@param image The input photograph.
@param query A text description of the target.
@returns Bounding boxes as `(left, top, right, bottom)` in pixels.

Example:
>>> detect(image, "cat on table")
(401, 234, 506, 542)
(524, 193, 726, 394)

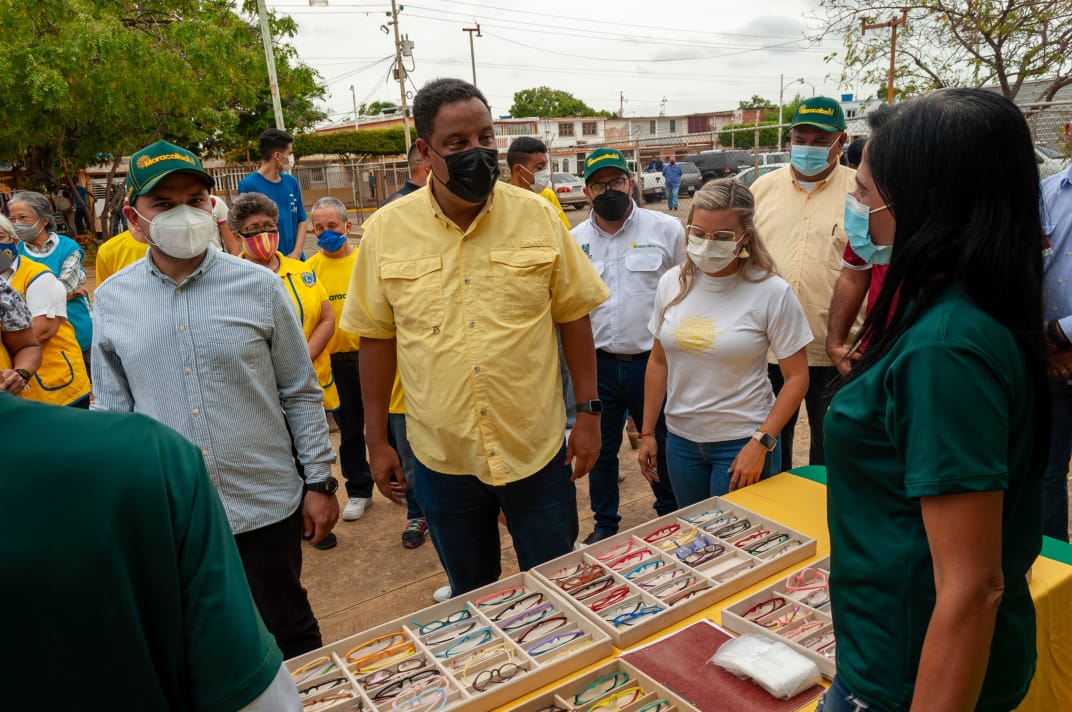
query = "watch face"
(581, 400, 603, 414)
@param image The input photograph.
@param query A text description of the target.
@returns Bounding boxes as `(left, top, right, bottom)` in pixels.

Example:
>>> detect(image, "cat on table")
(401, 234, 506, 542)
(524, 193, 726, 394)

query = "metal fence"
(1022, 101, 1072, 155)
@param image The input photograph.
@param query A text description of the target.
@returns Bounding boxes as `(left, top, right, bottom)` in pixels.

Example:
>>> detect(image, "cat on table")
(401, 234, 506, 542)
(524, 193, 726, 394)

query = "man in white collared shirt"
(571, 148, 684, 544)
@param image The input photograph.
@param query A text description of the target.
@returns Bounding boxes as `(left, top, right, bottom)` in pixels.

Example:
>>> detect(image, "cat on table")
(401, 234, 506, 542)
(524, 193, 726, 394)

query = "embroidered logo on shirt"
(301, 272, 316, 287)
(630, 242, 660, 249)
(581, 243, 591, 257)
(672, 314, 719, 355)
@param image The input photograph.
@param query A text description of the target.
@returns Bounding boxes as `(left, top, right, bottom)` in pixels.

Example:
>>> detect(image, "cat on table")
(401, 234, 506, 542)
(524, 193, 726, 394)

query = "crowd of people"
(0, 78, 1067, 712)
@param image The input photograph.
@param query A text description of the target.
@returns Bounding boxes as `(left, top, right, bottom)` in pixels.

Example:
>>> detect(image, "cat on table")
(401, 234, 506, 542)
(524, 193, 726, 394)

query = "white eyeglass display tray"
(511, 658, 701, 712)
(531, 496, 817, 648)
(286, 571, 613, 712)
(720, 556, 835, 678)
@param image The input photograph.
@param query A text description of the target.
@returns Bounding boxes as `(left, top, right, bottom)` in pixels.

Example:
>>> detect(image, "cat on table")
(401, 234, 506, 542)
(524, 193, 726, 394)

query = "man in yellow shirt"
(305, 197, 376, 526)
(507, 137, 570, 228)
(94, 229, 148, 284)
(344, 78, 609, 597)
(751, 96, 857, 470)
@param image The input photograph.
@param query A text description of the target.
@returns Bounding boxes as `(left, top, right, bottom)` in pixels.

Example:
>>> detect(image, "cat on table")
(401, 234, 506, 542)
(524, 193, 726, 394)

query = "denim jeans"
(588, 351, 677, 535)
(1044, 381, 1072, 541)
(768, 363, 838, 470)
(817, 676, 888, 712)
(331, 352, 374, 499)
(388, 413, 422, 521)
(664, 432, 780, 505)
(666, 183, 680, 209)
(413, 444, 578, 596)
(558, 330, 576, 429)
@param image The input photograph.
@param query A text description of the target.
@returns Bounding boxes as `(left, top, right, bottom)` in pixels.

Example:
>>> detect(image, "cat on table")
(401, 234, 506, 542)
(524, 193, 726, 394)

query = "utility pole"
(659, 96, 667, 117)
(619, 91, 625, 118)
(389, 0, 411, 152)
(350, 85, 359, 131)
(255, 0, 285, 130)
(862, 9, 908, 105)
(462, 24, 481, 87)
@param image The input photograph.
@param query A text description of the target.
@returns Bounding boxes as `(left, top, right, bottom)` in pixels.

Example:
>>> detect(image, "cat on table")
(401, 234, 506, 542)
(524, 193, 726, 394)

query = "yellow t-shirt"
(306, 249, 361, 354)
(342, 182, 608, 485)
(94, 230, 148, 285)
(539, 186, 571, 229)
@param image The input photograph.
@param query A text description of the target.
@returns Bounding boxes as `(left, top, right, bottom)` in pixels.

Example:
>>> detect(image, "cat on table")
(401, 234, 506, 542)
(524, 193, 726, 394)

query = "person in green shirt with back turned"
(821, 88, 1047, 711)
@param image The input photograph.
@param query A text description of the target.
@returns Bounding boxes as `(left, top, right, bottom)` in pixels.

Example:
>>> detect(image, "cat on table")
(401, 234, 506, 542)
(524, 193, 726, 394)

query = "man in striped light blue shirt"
(92, 140, 338, 657)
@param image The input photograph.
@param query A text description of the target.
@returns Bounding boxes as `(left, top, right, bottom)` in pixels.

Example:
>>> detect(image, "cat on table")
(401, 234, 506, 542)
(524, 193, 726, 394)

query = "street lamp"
(256, 0, 329, 131)
(777, 75, 815, 151)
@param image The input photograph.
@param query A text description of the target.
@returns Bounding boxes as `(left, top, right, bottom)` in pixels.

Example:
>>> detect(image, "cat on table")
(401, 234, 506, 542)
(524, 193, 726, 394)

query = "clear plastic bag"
(710, 634, 821, 700)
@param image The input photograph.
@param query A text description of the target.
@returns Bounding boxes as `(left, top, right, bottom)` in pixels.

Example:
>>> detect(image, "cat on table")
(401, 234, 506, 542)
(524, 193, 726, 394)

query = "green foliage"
(717, 122, 781, 149)
(360, 101, 398, 116)
(509, 86, 613, 118)
(738, 95, 775, 110)
(289, 127, 418, 160)
(0, 0, 326, 187)
(814, 0, 1072, 102)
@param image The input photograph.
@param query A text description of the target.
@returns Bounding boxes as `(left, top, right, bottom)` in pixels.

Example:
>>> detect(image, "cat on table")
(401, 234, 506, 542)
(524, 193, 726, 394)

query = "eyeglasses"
(436, 627, 494, 658)
(656, 526, 700, 552)
(650, 574, 697, 600)
(516, 614, 570, 643)
(357, 656, 430, 688)
(742, 596, 787, 621)
(526, 629, 585, 656)
(684, 509, 726, 525)
(299, 676, 348, 699)
(674, 534, 719, 559)
(642, 523, 680, 543)
(586, 176, 630, 194)
(786, 567, 827, 592)
(291, 656, 336, 685)
(574, 671, 631, 706)
(474, 586, 527, 608)
(700, 514, 739, 532)
(391, 685, 449, 712)
(636, 701, 672, 712)
(445, 641, 513, 674)
(764, 539, 804, 560)
(346, 632, 406, 662)
(412, 605, 471, 635)
(547, 562, 588, 580)
(800, 630, 836, 651)
(638, 567, 689, 590)
(594, 539, 641, 562)
(783, 620, 826, 642)
(818, 640, 837, 659)
(558, 563, 606, 592)
(710, 519, 751, 539)
(733, 528, 773, 548)
(491, 592, 544, 621)
(346, 634, 416, 672)
(665, 584, 710, 606)
(711, 558, 757, 582)
(611, 604, 664, 627)
(587, 586, 631, 612)
(685, 225, 740, 241)
(470, 662, 530, 691)
(421, 619, 478, 646)
(370, 669, 443, 703)
(744, 533, 790, 555)
(606, 548, 655, 571)
(303, 689, 357, 711)
(588, 685, 645, 710)
(571, 575, 616, 601)
(239, 222, 278, 234)
(762, 605, 806, 630)
(498, 601, 556, 632)
(622, 558, 666, 580)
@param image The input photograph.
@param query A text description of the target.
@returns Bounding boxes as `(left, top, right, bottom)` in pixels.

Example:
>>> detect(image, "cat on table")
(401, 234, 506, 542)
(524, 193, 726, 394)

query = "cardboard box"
(533, 496, 817, 647)
(720, 556, 835, 677)
(286, 572, 614, 711)
(511, 658, 701, 712)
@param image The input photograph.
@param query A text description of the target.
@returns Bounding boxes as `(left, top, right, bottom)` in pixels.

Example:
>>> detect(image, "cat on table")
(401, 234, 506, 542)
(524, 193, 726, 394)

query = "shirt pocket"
(623, 250, 664, 295)
(489, 248, 555, 320)
(380, 256, 445, 331)
(204, 334, 267, 384)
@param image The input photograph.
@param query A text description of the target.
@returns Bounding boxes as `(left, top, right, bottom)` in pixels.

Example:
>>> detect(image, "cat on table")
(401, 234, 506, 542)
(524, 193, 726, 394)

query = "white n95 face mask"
(136, 204, 216, 259)
(686, 234, 740, 273)
(530, 168, 552, 193)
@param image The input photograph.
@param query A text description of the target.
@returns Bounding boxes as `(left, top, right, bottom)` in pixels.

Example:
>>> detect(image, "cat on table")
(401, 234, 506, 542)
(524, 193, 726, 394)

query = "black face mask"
(433, 146, 500, 204)
(592, 189, 631, 221)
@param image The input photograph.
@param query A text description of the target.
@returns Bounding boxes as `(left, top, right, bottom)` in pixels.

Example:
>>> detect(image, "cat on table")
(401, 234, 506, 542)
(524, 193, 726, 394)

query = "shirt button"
(464, 277, 471, 285)
(474, 366, 481, 373)
(192, 408, 200, 416)
(469, 321, 475, 328)
(175, 288, 181, 295)
(480, 407, 487, 415)
(178, 325, 186, 333)
(462, 236, 468, 241)
(1061, 280, 1066, 285)
(489, 449, 496, 456)
(201, 449, 208, 456)
(184, 367, 192, 375)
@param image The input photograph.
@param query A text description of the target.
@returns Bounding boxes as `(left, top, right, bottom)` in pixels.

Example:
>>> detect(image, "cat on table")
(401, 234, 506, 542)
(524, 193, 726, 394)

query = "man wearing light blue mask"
(751, 96, 856, 471)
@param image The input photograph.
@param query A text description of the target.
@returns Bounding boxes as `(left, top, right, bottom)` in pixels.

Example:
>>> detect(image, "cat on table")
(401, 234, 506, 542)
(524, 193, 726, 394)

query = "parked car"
(551, 172, 588, 209)
(685, 150, 754, 183)
(639, 170, 665, 201)
(735, 163, 789, 187)
(677, 161, 702, 195)
(759, 151, 790, 166)
(1036, 145, 1070, 180)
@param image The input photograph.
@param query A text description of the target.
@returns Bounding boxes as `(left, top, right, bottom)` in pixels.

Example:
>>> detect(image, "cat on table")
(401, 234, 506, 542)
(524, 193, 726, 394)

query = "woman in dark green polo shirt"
(821, 89, 1048, 711)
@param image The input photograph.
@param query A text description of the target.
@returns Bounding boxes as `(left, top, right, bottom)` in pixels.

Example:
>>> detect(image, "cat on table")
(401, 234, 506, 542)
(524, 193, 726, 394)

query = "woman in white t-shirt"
(637, 178, 812, 504)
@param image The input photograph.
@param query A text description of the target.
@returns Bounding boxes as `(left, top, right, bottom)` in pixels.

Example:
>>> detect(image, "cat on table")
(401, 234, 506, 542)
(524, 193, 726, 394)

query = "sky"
(267, 0, 868, 126)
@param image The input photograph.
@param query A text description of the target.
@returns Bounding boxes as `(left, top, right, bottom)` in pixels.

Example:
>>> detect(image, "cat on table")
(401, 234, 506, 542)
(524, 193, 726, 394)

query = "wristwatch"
(13, 368, 32, 382)
(306, 477, 339, 495)
(752, 430, 777, 452)
(576, 399, 603, 414)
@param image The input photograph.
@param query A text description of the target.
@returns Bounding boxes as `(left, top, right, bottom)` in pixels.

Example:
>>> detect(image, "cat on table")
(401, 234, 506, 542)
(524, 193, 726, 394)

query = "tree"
(814, 1, 1072, 103)
(360, 101, 398, 116)
(738, 95, 776, 110)
(0, 0, 325, 235)
(718, 122, 781, 149)
(509, 86, 614, 118)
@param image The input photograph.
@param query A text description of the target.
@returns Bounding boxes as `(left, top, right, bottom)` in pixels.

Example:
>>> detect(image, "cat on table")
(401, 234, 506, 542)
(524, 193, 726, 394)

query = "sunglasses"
(574, 671, 632, 705)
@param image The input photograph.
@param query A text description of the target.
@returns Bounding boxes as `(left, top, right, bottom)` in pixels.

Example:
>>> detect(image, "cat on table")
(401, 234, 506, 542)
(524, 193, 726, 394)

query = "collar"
(426, 182, 496, 236)
(590, 200, 640, 238)
(22, 232, 59, 256)
(146, 244, 216, 286)
(789, 164, 839, 194)
(1060, 164, 1072, 190)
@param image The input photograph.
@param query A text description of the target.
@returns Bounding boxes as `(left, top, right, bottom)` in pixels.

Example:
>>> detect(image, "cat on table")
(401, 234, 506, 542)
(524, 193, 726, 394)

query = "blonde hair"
(0, 213, 15, 241)
(660, 178, 776, 323)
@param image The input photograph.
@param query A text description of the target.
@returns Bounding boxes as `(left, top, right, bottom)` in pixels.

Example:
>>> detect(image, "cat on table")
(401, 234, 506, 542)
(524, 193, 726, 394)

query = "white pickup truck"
(638, 170, 665, 201)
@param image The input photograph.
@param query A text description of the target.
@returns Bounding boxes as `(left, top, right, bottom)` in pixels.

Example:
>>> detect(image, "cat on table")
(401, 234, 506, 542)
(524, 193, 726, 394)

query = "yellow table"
(498, 472, 1072, 711)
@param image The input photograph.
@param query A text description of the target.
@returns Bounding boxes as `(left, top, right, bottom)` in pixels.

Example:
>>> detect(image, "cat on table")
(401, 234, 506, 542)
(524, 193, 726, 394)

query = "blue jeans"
(817, 676, 889, 712)
(666, 183, 680, 209)
(331, 353, 373, 499)
(387, 413, 421, 521)
(589, 351, 677, 535)
(1044, 381, 1072, 541)
(665, 432, 780, 506)
(558, 330, 576, 429)
(413, 445, 578, 596)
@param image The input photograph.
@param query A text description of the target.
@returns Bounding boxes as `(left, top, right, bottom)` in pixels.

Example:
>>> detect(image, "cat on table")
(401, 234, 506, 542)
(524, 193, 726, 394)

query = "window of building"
(558, 122, 574, 137)
(669, 119, 676, 133)
(845, 109, 857, 119)
(649, 120, 657, 134)
(582, 121, 597, 136)
(504, 122, 534, 136)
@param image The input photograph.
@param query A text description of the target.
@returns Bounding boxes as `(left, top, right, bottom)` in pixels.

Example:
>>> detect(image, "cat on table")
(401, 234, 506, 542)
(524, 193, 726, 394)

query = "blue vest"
(19, 234, 93, 350)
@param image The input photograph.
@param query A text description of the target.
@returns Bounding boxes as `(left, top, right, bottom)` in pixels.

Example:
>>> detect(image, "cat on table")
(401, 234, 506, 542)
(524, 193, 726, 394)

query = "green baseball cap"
(583, 148, 631, 182)
(790, 97, 846, 132)
(126, 140, 214, 203)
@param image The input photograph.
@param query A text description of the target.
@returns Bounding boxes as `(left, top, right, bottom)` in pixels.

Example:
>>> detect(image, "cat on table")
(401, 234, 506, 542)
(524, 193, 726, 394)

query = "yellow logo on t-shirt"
(673, 314, 719, 355)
